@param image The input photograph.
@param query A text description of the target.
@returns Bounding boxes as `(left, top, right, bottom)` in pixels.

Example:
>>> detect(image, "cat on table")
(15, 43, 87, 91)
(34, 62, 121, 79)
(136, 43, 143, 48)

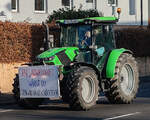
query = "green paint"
(106, 48, 130, 78)
(57, 17, 118, 24)
(38, 48, 66, 58)
(65, 48, 78, 61)
(59, 20, 65, 23)
(85, 17, 117, 21)
(51, 56, 62, 65)
(37, 47, 79, 65)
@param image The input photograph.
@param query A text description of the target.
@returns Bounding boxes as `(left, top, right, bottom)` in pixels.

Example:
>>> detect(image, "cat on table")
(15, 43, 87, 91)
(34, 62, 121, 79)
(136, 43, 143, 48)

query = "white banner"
(19, 65, 60, 98)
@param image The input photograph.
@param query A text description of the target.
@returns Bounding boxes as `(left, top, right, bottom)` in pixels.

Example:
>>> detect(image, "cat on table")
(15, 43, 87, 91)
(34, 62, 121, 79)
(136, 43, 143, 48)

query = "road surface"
(0, 81, 150, 120)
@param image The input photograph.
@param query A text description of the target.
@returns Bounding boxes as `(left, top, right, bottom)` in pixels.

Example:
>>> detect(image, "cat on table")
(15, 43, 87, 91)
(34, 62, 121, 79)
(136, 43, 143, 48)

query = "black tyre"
(12, 74, 44, 109)
(60, 76, 69, 103)
(65, 66, 99, 110)
(105, 53, 139, 104)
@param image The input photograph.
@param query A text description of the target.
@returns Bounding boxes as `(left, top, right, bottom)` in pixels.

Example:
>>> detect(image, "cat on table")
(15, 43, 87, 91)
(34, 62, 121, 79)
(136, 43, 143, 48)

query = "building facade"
(0, 0, 12, 21)
(0, 0, 149, 25)
(97, 0, 148, 25)
(11, 0, 62, 23)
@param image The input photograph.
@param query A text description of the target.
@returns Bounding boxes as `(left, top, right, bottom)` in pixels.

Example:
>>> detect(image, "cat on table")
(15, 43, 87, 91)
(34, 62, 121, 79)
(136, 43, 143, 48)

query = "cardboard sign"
(19, 65, 60, 98)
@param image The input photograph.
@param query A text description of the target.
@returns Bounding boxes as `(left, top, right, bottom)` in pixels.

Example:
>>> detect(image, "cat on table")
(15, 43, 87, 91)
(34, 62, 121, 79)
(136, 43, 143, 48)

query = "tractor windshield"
(60, 25, 92, 48)
(60, 24, 115, 50)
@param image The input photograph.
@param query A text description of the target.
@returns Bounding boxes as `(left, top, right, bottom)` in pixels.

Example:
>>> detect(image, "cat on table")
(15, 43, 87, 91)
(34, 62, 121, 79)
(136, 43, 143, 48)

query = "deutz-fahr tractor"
(13, 16, 139, 110)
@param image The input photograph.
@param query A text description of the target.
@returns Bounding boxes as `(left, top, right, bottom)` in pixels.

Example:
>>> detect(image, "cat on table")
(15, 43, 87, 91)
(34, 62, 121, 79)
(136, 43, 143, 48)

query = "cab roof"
(56, 17, 118, 25)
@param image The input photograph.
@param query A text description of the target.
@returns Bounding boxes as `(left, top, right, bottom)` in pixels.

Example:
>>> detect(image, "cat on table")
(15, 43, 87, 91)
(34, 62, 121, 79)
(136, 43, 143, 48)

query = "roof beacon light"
(117, 8, 121, 14)
(117, 8, 121, 20)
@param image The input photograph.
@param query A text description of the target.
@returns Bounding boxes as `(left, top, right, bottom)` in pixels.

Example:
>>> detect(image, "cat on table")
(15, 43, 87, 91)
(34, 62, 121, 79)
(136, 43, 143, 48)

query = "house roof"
(57, 17, 118, 24)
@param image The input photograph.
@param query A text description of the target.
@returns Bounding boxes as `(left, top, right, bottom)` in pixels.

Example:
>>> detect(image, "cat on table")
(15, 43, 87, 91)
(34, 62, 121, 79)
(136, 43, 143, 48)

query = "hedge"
(115, 27, 150, 57)
(0, 21, 149, 63)
(0, 21, 59, 63)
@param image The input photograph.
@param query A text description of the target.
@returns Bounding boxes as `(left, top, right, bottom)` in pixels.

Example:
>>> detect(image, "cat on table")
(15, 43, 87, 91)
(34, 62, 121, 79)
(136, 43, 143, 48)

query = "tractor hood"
(37, 47, 79, 65)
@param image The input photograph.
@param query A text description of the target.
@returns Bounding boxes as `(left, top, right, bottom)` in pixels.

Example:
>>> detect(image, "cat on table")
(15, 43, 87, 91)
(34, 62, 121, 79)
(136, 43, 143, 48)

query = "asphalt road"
(0, 81, 150, 120)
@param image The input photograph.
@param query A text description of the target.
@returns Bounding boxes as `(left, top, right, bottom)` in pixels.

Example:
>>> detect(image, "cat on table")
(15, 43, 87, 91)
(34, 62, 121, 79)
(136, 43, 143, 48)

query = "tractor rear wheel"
(12, 74, 44, 109)
(66, 66, 99, 110)
(105, 53, 139, 104)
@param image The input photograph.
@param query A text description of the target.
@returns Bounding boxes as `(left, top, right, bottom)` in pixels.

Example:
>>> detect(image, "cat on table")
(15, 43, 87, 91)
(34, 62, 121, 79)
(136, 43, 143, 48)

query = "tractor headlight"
(37, 56, 55, 62)
(44, 56, 55, 61)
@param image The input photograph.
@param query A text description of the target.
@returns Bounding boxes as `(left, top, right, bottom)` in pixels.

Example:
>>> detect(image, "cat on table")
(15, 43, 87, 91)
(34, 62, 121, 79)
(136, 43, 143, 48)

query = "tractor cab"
(57, 17, 118, 64)
(58, 17, 117, 49)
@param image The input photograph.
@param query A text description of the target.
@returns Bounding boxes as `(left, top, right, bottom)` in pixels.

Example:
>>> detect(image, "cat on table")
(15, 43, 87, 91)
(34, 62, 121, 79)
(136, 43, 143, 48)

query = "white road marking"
(103, 112, 141, 120)
(0, 109, 14, 113)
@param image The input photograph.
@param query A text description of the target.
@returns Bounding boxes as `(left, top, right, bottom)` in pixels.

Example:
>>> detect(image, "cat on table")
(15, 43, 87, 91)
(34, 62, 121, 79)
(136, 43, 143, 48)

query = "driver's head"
(85, 31, 91, 38)
(93, 30, 99, 36)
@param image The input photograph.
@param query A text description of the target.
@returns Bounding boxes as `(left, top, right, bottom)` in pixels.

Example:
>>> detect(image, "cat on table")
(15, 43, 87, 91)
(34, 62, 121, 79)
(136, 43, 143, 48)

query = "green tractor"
(13, 16, 139, 110)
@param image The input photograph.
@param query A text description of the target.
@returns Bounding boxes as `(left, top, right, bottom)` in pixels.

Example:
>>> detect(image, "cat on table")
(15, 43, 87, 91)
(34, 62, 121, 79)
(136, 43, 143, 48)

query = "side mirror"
(40, 47, 44, 52)
(49, 35, 54, 48)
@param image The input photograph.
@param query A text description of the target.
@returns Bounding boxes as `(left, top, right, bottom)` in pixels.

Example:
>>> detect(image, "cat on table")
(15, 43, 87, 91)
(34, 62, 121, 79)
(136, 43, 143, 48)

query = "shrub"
(0, 21, 150, 64)
(47, 7, 102, 23)
(115, 27, 150, 57)
(0, 21, 59, 63)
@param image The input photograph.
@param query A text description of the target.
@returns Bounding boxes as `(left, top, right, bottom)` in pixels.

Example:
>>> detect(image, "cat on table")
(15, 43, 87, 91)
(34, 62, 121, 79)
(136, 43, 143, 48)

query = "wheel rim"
(120, 64, 135, 96)
(81, 75, 95, 103)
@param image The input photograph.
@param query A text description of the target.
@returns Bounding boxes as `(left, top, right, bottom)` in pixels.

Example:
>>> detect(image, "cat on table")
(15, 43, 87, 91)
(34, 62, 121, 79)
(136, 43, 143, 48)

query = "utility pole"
(94, 0, 97, 9)
(112, 6, 115, 16)
(110, 0, 117, 16)
(141, 0, 143, 26)
(71, 0, 73, 10)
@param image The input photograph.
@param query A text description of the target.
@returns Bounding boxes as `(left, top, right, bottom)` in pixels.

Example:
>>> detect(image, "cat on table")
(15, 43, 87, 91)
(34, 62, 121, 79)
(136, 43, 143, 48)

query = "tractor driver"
(80, 30, 92, 48)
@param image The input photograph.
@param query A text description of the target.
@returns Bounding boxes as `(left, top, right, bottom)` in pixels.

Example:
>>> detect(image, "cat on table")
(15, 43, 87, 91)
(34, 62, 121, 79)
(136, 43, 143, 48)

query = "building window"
(129, 0, 136, 15)
(86, 0, 93, 3)
(35, 0, 47, 13)
(108, 0, 118, 6)
(11, 0, 18, 12)
(62, 0, 70, 6)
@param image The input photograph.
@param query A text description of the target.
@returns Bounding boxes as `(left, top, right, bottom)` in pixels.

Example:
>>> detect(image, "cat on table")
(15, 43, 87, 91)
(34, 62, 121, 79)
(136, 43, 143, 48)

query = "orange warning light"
(117, 8, 121, 14)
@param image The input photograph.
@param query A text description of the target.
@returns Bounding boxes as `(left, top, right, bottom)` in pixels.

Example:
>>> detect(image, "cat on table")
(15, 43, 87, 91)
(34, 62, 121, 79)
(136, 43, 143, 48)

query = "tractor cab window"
(93, 26, 103, 47)
(60, 26, 78, 47)
(102, 25, 115, 50)
(60, 25, 92, 48)
(78, 25, 92, 48)
(60, 24, 115, 50)
(93, 25, 115, 50)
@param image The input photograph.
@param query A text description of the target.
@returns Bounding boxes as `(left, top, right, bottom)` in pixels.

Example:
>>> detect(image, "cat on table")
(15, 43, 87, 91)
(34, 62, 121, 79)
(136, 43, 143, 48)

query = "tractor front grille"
(56, 51, 71, 66)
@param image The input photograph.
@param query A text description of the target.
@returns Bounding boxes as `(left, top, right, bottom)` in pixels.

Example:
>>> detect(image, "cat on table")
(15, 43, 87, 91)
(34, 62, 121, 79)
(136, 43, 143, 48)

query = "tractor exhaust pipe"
(42, 22, 51, 51)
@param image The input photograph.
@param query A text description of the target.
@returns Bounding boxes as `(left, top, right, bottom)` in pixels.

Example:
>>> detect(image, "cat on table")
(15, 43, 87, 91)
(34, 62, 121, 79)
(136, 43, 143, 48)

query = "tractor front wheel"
(105, 53, 139, 104)
(12, 74, 44, 109)
(66, 66, 99, 110)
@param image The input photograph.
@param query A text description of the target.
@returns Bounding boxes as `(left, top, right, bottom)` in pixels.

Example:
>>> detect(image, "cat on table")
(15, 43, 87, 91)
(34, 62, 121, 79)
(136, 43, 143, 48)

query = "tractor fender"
(106, 48, 132, 78)
(73, 62, 101, 79)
